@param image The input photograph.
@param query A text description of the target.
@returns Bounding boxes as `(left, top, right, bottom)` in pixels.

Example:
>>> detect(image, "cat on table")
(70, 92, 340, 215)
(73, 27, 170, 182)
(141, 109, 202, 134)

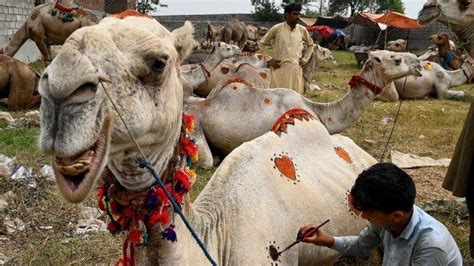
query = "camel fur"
(378, 60, 468, 101)
(0, 2, 98, 66)
(186, 51, 422, 168)
(0, 55, 41, 110)
(39, 13, 419, 265)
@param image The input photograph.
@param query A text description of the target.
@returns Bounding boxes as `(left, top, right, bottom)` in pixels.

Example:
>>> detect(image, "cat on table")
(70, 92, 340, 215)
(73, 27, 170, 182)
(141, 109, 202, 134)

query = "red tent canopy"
(306, 25, 334, 37)
(351, 11, 424, 29)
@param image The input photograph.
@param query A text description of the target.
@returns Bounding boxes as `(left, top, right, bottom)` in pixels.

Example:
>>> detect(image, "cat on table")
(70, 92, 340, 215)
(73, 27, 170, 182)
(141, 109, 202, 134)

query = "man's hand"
(299, 58, 307, 67)
(267, 59, 281, 69)
(298, 224, 335, 247)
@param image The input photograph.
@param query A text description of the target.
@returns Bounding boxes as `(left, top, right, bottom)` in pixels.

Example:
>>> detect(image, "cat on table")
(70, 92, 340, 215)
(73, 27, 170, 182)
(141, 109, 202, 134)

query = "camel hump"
(271, 109, 315, 137)
(110, 9, 152, 20)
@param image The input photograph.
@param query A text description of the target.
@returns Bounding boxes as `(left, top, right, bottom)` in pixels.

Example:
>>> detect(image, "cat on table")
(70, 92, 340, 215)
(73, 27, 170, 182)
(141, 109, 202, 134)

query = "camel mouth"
(418, 5, 441, 25)
(53, 116, 114, 203)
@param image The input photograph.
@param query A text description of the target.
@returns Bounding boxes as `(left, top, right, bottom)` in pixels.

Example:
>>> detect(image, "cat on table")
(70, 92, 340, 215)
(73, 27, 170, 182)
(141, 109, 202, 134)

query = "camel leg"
(446, 90, 465, 99)
(191, 124, 214, 169)
(31, 30, 52, 66)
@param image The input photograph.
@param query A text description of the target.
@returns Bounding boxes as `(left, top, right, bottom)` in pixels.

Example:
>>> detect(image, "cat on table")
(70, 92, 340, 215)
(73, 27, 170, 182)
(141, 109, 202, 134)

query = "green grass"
(1, 51, 472, 263)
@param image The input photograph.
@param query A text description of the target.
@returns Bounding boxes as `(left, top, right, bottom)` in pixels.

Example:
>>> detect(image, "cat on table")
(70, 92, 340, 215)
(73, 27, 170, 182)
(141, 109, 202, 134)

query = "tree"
(250, 0, 320, 21)
(251, 0, 283, 22)
(374, 0, 404, 14)
(327, 0, 404, 16)
(136, 0, 167, 14)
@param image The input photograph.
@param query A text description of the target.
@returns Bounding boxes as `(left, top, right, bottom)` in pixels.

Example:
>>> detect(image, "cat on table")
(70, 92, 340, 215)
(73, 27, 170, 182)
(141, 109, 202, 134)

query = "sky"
(153, 0, 425, 19)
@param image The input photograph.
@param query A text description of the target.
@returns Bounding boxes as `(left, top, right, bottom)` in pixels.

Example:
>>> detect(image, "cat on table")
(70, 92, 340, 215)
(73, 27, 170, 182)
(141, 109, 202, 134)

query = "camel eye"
(374, 57, 382, 63)
(152, 59, 166, 73)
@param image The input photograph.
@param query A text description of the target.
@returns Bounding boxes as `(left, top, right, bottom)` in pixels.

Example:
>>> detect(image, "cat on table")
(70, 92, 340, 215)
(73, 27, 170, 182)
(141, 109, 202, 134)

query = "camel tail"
(2, 21, 29, 57)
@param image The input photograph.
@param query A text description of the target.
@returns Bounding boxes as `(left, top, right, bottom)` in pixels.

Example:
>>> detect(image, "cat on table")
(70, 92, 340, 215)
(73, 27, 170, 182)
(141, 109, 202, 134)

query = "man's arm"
(331, 224, 382, 256)
(411, 247, 448, 266)
(300, 27, 314, 63)
(300, 223, 382, 257)
(259, 25, 277, 47)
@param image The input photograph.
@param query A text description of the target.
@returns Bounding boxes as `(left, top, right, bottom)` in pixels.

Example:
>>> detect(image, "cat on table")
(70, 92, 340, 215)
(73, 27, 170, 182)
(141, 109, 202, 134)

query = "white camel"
(378, 60, 469, 101)
(180, 42, 240, 101)
(39, 13, 421, 264)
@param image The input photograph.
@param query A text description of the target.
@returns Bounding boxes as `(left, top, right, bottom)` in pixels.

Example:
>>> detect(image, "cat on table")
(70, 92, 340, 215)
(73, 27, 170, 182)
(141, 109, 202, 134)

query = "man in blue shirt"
(299, 162, 462, 265)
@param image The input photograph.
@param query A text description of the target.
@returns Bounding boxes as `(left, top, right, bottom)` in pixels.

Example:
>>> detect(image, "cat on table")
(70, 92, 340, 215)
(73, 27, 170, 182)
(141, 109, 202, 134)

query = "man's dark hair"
(284, 3, 302, 14)
(350, 162, 416, 214)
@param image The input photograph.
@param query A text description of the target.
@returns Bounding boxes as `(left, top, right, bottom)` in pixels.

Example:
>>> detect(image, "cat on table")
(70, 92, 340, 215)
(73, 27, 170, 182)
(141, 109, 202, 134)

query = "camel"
(204, 22, 220, 48)
(0, 1, 98, 66)
(246, 24, 268, 41)
(378, 60, 469, 101)
(0, 55, 41, 110)
(220, 19, 248, 49)
(186, 51, 422, 168)
(39, 13, 423, 265)
(419, 0, 474, 58)
(429, 33, 465, 70)
(195, 44, 334, 97)
(303, 45, 335, 91)
(180, 42, 241, 100)
(385, 39, 407, 52)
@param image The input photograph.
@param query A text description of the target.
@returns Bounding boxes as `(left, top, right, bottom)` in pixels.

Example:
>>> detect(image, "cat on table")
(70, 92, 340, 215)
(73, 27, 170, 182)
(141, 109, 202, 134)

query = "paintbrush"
(269, 219, 330, 261)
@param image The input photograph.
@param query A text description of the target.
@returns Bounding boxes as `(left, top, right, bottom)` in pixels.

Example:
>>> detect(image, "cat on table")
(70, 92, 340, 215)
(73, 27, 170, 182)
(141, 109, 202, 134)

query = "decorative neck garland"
(198, 63, 211, 79)
(97, 113, 199, 266)
(49, 0, 86, 22)
(348, 75, 383, 96)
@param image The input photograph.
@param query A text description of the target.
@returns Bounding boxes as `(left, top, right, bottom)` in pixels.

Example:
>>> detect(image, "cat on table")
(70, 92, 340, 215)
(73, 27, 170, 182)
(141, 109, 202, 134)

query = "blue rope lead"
(138, 158, 217, 266)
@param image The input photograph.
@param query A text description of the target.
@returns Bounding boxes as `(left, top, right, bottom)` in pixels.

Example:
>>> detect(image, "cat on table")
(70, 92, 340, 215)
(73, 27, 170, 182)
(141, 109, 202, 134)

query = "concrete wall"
(154, 14, 280, 40)
(344, 21, 452, 51)
(0, 0, 40, 63)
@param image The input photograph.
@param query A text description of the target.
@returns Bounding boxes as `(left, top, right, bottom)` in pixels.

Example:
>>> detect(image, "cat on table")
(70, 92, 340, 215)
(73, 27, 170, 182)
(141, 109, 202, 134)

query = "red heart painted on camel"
(274, 155, 296, 180)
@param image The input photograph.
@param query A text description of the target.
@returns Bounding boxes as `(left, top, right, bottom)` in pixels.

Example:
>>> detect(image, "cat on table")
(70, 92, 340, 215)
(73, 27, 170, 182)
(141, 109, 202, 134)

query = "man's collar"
(397, 206, 421, 240)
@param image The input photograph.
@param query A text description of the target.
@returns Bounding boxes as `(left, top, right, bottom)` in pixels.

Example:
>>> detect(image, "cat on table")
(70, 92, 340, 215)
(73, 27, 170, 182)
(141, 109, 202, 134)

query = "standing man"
(444, 102, 474, 258)
(299, 163, 462, 265)
(259, 3, 314, 94)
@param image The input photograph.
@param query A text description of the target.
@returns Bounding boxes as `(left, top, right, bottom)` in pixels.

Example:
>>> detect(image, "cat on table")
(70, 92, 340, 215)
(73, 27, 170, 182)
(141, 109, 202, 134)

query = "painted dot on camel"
(334, 147, 352, 164)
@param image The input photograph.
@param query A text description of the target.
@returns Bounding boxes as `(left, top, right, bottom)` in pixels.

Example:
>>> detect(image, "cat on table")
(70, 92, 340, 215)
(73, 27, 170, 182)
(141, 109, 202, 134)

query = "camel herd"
(0, 0, 473, 264)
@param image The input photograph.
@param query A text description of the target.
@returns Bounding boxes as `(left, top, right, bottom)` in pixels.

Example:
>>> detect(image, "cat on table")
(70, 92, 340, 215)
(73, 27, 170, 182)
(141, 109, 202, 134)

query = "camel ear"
(172, 21, 195, 62)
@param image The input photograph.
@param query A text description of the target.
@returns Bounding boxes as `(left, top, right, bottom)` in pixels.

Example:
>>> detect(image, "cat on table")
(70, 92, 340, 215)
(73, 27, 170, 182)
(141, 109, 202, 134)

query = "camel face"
(211, 42, 241, 58)
(429, 33, 450, 45)
(367, 51, 422, 84)
(39, 16, 195, 203)
(315, 45, 334, 61)
(418, 0, 442, 24)
(385, 39, 407, 52)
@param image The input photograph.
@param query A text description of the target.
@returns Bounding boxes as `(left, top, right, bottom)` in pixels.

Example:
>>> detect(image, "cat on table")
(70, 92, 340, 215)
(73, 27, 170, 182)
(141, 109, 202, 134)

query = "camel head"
(418, 0, 473, 25)
(429, 33, 451, 46)
(364, 50, 422, 88)
(38, 14, 195, 203)
(210, 41, 241, 58)
(385, 39, 407, 52)
(315, 44, 334, 62)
